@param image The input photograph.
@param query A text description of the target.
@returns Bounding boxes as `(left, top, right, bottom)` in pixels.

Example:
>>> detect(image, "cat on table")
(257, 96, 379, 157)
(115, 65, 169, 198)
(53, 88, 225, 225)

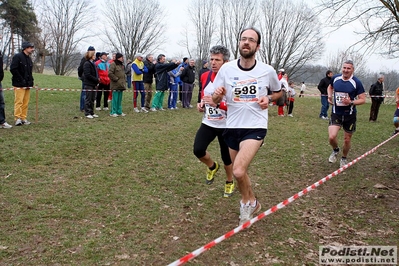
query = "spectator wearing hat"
(197, 60, 209, 103)
(108, 53, 127, 117)
(10, 41, 35, 126)
(277, 68, 285, 80)
(78, 46, 96, 112)
(82, 49, 100, 119)
(276, 69, 288, 116)
(278, 73, 289, 116)
(132, 53, 148, 113)
(95, 52, 111, 111)
(0, 51, 12, 128)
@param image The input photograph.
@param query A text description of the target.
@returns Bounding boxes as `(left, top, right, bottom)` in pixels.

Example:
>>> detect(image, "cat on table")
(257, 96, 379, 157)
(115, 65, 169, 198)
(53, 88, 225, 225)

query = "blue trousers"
(168, 83, 178, 108)
(133, 81, 145, 108)
(80, 81, 86, 111)
(320, 95, 329, 118)
(126, 76, 132, 89)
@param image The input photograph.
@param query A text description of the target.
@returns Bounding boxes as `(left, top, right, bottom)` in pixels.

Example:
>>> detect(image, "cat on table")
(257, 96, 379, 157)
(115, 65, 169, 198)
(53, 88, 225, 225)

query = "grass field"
(0, 72, 398, 265)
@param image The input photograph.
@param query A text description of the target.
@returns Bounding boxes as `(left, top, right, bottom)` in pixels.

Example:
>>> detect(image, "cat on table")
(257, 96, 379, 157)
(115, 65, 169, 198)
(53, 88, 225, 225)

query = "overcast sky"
(155, 0, 398, 72)
(88, 0, 398, 72)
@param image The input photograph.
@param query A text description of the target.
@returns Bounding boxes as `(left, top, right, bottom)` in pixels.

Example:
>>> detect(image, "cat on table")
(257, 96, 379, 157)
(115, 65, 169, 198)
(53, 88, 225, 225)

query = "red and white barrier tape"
(167, 133, 398, 266)
(0, 87, 394, 98)
(0, 87, 181, 93)
(296, 93, 391, 98)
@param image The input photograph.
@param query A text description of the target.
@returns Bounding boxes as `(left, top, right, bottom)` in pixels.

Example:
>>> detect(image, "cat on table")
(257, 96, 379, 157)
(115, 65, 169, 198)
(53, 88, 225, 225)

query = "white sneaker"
(141, 107, 148, 113)
(1, 122, 12, 129)
(110, 114, 118, 117)
(288, 114, 293, 117)
(188, 105, 193, 108)
(96, 107, 101, 111)
(159, 107, 165, 111)
(92, 114, 99, 118)
(103, 107, 109, 111)
(86, 115, 94, 119)
(340, 158, 348, 168)
(150, 108, 157, 112)
(121, 113, 126, 117)
(174, 107, 179, 110)
(239, 200, 261, 226)
(15, 118, 23, 126)
(134, 107, 140, 113)
(328, 150, 339, 163)
(321, 116, 329, 120)
(22, 119, 31, 125)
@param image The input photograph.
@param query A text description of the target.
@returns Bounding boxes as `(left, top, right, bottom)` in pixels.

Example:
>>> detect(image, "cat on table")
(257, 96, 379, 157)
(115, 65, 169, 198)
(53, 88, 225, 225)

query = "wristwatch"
(350, 101, 354, 106)
(268, 95, 272, 102)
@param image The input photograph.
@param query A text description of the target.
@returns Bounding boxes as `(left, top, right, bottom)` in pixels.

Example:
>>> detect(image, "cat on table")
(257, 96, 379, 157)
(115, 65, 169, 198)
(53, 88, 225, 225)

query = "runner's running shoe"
(206, 162, 219, 185)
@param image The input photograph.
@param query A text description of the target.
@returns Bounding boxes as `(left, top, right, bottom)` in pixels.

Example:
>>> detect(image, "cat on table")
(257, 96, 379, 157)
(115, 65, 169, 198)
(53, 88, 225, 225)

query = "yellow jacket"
(132, 59, 145, 81)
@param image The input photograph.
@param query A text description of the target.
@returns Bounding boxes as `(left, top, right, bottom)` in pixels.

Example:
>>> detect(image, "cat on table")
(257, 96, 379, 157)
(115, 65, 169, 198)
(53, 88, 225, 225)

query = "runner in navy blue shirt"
(327, 60, 366, 168)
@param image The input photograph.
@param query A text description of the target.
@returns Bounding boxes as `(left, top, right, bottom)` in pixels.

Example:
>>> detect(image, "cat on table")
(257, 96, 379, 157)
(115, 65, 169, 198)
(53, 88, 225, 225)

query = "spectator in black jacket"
(197, 60, 209, 103)
(317, 70, 333, 120)
(10, 41, 35, 126)
(150, 54, 180, 111)
(369, 74, 385, 122)
(180, 59, 196, 108)
(143, 54, 156, 109)
(83, 50, 100, 119)
(0, 51, 12, 128)
(78, 46, 96, 112)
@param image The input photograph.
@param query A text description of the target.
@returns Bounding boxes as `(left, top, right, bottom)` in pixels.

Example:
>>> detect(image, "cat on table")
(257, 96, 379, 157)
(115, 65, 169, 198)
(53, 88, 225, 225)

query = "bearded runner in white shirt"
(212, 27, 282, 226)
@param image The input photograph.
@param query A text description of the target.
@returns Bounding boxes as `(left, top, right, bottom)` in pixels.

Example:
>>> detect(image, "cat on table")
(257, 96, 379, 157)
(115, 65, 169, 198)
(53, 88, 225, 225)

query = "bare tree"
(217, 0, 259, 59)
(40, 0, 94, 75)
(257, 0, 324, 79)
(178, 26, 195, 59)
(187, 0, 216, 63)
(319, 0, 399, 57)
(0, 21, 12, 68)
(325, 49, 368, 79)
(104, 0, 167, 60)
(382, 69, 399, 93)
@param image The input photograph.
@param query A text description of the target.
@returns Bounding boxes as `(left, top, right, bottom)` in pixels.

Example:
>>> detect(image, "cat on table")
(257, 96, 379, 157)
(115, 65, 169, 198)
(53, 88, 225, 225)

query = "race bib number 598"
(232, 79, 259, 102)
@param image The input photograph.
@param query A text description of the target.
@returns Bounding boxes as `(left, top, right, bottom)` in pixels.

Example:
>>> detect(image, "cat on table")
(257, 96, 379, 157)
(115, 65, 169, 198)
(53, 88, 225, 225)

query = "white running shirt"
(211, 59, 281, 129)
(203, 81, 227, 128)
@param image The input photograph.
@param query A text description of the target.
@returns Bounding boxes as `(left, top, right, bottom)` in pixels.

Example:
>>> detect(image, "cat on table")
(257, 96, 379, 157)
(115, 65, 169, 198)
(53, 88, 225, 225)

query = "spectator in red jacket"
(95, 52, 111, 111)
